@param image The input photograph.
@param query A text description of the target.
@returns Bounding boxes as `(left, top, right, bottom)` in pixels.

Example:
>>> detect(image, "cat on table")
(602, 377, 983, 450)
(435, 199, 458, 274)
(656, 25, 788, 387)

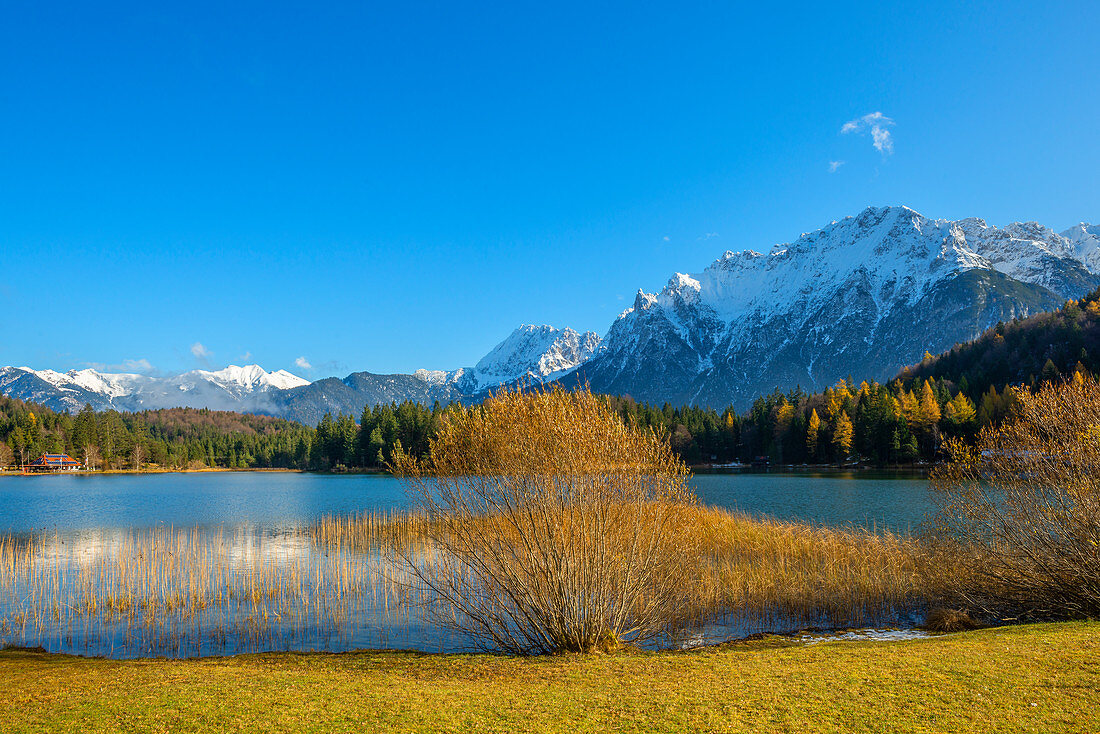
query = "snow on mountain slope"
(466, 325, 602, 391)
(411, 326, 602, 394)
(1062, 223, 1100, 273)
(573, 206, 1100, 408)
(0, 364, 309, 414)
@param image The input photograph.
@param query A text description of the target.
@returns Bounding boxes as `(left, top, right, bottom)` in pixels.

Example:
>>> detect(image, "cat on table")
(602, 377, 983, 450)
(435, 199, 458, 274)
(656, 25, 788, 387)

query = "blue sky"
(2, 1, 1097, 378)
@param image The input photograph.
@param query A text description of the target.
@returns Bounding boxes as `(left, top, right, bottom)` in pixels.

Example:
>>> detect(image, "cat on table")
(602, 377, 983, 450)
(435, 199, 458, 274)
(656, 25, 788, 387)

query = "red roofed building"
(25, 453, 83, 472)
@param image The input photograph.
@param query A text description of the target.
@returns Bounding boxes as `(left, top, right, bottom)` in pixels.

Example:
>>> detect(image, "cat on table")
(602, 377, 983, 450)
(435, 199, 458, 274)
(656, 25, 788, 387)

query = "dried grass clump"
(688, 507, 927, 630)
(391, 385, 696, 654)
(932, 375, 1100, 619)
(922, 607, 982, 633)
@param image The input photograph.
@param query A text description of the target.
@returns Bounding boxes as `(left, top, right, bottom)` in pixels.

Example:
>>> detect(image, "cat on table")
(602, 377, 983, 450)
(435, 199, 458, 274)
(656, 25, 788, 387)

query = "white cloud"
(238, 351, 252, 362)
(87, 358, 155, 374)
(295, 356, 312, 370)
(699, 232, 719, 241)
(828, 160, 846, 173)
(840, 112, 895, 155)
(119, 358, 154, 372)
(662, 235, 670, 242)
(190, 342, 212, 366)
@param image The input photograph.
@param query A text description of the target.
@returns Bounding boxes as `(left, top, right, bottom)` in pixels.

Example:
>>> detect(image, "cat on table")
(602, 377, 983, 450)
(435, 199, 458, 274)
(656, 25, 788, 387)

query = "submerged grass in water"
(0, 506, 946, 657)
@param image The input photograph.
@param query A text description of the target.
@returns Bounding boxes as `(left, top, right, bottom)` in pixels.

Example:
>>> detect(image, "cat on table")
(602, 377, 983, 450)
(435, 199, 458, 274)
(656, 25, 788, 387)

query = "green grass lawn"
(2, 622, 1098, 733)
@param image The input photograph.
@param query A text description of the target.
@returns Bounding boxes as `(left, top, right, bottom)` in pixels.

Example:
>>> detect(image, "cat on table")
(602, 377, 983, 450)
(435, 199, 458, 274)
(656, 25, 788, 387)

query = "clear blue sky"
(3, 1, 1097, 378)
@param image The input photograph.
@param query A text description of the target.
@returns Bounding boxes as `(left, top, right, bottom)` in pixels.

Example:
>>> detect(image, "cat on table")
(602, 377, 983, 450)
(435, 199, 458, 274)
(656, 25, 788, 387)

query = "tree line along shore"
(0, 374, 1035, 473)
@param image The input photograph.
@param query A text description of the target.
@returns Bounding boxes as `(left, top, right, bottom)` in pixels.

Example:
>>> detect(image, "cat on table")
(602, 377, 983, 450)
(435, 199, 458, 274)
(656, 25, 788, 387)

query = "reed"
(2, 505, 962, 657)
(310, 503, 945, 643)
(0, 525, 418, 656)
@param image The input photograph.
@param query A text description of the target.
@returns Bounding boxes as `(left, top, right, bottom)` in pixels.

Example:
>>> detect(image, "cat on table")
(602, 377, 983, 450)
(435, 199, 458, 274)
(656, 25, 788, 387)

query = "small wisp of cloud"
(828, 160, 845, 173)
(295, 356, 312, 370)
(190, 342, 213, 367)
(841, 112, 895, 155)
(86, 358, 155, 374)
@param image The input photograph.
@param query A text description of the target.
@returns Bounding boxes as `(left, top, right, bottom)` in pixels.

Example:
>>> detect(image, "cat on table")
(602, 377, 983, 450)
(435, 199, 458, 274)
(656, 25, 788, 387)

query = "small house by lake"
(25, 453, 83, 472)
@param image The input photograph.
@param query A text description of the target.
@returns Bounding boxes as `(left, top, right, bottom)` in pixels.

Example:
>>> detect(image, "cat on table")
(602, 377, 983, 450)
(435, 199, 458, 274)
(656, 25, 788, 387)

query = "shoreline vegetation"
(0, 461, 930, 478)
(5, 380, 1096, 655)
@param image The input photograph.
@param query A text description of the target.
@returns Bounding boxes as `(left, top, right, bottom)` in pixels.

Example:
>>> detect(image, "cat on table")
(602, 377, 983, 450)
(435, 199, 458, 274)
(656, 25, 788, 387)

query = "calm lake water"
(0, 470, 932, 534)
(0, 471, 933, 658)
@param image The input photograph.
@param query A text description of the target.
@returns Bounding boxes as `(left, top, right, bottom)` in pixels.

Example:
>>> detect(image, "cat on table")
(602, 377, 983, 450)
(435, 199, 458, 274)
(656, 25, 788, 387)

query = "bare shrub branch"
(931, 374, 1100, 619)
(390, 385, 696, 654)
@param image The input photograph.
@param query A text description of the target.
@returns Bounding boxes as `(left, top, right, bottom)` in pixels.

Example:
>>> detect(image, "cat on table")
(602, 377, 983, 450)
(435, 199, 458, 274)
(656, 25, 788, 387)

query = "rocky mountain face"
(569, 206, 1100, 408)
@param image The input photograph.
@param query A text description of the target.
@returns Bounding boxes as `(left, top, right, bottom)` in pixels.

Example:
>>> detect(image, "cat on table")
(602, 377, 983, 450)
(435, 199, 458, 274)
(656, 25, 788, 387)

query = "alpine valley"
(5, 206, 1098, 422)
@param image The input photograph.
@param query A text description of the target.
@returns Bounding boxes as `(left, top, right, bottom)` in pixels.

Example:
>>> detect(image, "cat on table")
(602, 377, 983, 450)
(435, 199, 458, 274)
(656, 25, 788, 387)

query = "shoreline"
(0, 463, 931, 478)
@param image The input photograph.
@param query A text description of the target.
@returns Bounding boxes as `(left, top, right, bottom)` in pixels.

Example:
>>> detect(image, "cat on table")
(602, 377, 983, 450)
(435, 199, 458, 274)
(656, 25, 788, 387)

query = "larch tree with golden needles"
(832, 411, 853, 463)
(391, 385, 696, 655)
(806, 409, 820, 461)
(932, 375, 1100, 619)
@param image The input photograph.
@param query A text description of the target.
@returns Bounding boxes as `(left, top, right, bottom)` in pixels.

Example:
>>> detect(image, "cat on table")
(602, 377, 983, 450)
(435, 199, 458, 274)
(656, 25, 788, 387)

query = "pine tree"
(919, 381, 941, 427)
(1041, 358, 1061, 383)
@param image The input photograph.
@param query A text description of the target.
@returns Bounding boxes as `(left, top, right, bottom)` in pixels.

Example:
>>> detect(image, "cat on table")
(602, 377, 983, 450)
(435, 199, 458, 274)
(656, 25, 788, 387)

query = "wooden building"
(24, 453, 83, 472)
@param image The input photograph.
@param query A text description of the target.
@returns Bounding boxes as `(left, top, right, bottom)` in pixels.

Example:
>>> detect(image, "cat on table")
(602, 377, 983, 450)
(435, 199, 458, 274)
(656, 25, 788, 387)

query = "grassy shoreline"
(2, 621, 1097, 733)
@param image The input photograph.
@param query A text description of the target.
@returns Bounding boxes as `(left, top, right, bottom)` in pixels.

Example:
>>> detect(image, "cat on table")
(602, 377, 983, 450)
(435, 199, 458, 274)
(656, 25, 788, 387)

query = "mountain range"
(0, 325, 602, 424)
(4, 206, 1097, 421)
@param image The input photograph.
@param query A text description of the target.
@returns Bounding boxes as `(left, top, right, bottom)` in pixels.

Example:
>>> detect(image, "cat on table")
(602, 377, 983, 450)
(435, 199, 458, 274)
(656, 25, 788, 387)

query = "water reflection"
(0, 525, 464, 658)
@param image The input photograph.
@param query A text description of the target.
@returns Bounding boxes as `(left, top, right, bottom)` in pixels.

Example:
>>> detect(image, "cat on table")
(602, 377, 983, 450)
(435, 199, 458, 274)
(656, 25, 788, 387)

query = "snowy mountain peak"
(1061, 223, 1100, 272)
(632, 206, 1100, 324)
(468, 325, 602, 390)
(193, 364, 309, 391)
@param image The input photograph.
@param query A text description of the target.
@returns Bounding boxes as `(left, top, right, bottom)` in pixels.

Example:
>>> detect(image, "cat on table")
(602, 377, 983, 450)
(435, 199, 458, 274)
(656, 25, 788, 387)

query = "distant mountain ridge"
(3, 206, 1096, 420)
(0, 325, 600, 424)
(0, 364, 309, 414)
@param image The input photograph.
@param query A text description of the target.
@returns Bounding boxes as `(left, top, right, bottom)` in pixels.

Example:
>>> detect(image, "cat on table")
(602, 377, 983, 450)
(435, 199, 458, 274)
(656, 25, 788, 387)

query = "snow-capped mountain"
(0, 364, 309, 414)
(569, 206, 1100, 408)
(415, 325, 602, 394)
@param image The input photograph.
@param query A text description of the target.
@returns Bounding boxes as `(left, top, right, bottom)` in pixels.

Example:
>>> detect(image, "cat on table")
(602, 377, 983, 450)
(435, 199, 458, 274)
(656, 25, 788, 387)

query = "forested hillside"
(899, 287, 1100, 397)
(0, 400, 313, 470)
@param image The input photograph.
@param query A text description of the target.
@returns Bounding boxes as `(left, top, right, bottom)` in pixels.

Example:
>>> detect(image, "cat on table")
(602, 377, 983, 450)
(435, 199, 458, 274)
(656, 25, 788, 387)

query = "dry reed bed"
(0, 527, 419, 655)
(311, 505, 942, 637)
(0, 506, 951, 656)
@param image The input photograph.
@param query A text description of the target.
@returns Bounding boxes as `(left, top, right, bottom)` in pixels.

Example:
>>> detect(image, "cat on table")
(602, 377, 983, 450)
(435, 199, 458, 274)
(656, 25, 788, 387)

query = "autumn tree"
(832, 411, 853, 463)
(806, 409, 820, 460)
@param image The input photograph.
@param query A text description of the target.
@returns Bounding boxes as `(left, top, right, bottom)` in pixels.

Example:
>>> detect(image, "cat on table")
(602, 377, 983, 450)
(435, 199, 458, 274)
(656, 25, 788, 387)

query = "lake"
(0, 470, 934, 658)
(0, 470, 932, 534)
